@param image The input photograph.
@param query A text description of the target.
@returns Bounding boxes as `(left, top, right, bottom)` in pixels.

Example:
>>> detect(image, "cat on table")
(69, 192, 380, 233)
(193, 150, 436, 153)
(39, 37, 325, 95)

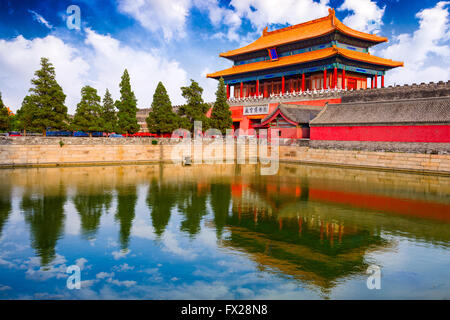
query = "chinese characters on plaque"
(243, 105, 269, 116)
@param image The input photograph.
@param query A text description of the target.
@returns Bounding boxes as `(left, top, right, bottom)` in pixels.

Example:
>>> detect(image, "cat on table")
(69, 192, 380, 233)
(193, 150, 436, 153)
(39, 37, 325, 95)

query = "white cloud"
(379, 1, 450, 85)
(0, 30, 188, 113)
(228, 0, 330, 31)
(0, 35, 88, 112)
(28, 10, 53, 29)
(339, 0, 385, 34)
(118, 0, 192, 41)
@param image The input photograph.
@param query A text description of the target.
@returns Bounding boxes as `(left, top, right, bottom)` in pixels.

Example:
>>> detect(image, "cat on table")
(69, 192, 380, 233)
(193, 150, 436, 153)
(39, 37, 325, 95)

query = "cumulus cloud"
(0, 30, 188, 113)
(379, 1, 450, 85)
(0, 35, 88, 112)
(228, 0, 330, 31)
(339, 0, 385, 34)
(118, 0, 191, 41)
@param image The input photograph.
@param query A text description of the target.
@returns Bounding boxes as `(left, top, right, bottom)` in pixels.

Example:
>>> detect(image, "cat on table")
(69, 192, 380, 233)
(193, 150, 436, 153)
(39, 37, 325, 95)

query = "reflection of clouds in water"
(24, 254, 68, 281)
(64, 202, 80, 236)
(131, 218, 156, 241)
(96, 271, 114, 279)
(113, 263, 134, 272)
(0, 285, 12, 291)
(161, 231, 197, 260)
(112, 249, 130, 260)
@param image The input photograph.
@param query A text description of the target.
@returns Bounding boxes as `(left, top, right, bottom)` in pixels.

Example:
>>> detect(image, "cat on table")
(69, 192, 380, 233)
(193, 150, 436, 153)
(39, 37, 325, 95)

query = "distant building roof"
(310, 96, 450, 126)
(220, 9, 388, 59)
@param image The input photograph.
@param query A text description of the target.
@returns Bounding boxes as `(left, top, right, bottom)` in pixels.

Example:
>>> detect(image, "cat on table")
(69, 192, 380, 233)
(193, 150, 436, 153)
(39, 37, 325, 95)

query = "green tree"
(0, 92, 11, 132)
(177, 79, 210, 132)
(71, 86, 104, 137)
(116, 69, 139, 134)
(210, 77, 232, 135)
(21, 57, 68, 135)
(146, 82, 179, 134)
(101, 89, 117, 133)
(16, 95, 38, 135)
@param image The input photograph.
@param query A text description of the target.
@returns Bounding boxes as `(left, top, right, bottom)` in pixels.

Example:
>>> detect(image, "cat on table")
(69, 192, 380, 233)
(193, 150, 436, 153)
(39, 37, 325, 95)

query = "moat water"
(0, 163, 449, 299)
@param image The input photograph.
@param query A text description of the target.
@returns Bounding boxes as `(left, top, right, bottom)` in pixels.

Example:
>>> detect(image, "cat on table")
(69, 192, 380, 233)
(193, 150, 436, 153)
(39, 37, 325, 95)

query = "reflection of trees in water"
(21, 185, 67, 267)
(146, 179, 178, 238)
(73, 188, 113, 240)
(0, 186, 12, 239)
(210, 183, 231, 238)
(115, 185, 137, 250)
(178, 184, 208, 237)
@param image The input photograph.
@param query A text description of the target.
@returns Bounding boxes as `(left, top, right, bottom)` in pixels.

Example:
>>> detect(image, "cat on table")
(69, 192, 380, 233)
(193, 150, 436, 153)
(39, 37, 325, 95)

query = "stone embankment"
(1, 136, 449, 175)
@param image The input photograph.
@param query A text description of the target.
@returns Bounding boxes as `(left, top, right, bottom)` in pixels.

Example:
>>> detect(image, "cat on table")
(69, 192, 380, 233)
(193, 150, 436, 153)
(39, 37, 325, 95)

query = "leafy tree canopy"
(146, 82, 179, 134)
(0, 92, 11, 132)
(18, 57, 68, 134)
(71, 85, 104, 136)
(177, 79, 211, 132)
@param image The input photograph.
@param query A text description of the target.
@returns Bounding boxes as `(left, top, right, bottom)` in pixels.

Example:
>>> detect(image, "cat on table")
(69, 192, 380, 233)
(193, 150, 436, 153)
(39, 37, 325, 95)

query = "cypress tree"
(0, 92, 11, 132)
(177, 79, 210, 132)
(101, 89, 117, 133)
(22, 57, 68, 135)
(210, 77, 232, 135)
(146, 82, 179, 134)
(116, 69, 139, 134)
(71, 86, 104, 137)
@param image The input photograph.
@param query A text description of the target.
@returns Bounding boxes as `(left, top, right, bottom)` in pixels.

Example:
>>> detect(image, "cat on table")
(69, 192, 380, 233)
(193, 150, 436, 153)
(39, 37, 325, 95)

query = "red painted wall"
(311, 125, 450, 143)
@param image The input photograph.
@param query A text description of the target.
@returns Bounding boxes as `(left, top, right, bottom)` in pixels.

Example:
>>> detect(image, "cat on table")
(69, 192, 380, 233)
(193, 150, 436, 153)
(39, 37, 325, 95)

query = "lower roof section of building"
(207, 46, 403, 84)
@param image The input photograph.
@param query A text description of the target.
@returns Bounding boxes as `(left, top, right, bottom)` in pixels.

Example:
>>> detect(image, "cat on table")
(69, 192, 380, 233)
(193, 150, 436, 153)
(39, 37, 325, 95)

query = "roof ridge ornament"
(328, 8, 336, 27)
(262, 26, 268, 36)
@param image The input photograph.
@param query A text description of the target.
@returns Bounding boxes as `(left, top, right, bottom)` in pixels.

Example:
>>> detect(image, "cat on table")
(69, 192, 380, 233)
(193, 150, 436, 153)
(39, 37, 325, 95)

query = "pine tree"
(116, 69, 139, 134)
(146, 82, 179, 134)
(210, 77, 232, 135)
(71, 86, 104, 137)
(0, 92, 11, 132)
(16, 95, 38, 135)
(177, 79, 210, 133)
(21, 57, 68, 135)
(101, 89, 117, 133)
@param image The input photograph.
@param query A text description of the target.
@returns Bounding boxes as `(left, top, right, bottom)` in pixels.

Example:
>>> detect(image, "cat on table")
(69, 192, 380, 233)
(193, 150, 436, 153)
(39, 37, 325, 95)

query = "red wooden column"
(342, 69, 346, 90)
(371, 77, 374, 89)
(240, 82, 243, 98)
(256, 80, 259, 97)
(323, 69, 327, 89)
(290, 79, 294, 93)
(381, 75, 385, 88)
(302, 73, 305, 91)
(226, 84, 230, 99)
(374, 75, 378, 88)
(333, 67, 337, 89)
(281, 76, 285, 94)
(264, 82, 268, 98)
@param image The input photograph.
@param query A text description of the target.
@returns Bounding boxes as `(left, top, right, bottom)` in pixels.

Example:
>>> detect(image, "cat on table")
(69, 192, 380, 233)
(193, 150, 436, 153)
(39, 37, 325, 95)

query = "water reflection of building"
(226, 182, 388, 292)
(222, 170, 450, 291)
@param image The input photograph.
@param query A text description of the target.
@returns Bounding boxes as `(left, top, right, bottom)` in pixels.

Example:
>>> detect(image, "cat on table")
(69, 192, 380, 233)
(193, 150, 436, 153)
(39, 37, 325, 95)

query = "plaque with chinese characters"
(243, 105, 269, 116)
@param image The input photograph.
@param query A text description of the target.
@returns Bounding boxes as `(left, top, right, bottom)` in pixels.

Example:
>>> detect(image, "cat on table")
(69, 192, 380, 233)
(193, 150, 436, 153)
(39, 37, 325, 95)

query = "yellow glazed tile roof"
(207, 46, 403, 78)
(220, 9, 388, 58)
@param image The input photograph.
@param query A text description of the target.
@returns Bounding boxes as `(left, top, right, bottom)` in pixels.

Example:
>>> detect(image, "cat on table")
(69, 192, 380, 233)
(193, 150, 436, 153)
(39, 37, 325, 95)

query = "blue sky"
(0, 0, 449, 113)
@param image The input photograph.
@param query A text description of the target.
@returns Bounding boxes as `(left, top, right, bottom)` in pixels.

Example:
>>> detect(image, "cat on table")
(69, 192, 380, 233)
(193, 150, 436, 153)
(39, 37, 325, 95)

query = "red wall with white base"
(311, 125, 450, 143)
